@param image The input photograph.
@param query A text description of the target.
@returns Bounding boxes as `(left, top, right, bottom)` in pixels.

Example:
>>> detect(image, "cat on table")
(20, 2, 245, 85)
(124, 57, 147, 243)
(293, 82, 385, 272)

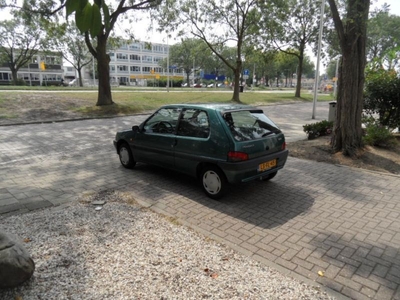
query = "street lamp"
(312, 0, 326, 119)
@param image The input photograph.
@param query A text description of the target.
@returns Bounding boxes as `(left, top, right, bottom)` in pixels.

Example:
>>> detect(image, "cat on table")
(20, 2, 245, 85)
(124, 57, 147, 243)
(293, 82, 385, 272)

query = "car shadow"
(125, 163, 315, 230)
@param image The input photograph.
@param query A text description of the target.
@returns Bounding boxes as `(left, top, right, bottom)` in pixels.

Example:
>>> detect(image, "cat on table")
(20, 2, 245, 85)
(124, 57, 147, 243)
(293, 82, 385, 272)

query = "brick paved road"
(1, 102, 399, 299)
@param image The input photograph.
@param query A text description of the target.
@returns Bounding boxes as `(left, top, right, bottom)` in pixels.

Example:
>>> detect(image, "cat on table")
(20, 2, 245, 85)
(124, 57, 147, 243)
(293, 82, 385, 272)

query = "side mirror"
(132, 125, 140, 132)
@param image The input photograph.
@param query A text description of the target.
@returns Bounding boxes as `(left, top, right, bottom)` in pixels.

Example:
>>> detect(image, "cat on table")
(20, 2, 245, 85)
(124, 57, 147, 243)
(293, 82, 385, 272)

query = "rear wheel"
(262, 171, 277, 181)
(118, 143, 136, 169)
(201, 166, 227, 200)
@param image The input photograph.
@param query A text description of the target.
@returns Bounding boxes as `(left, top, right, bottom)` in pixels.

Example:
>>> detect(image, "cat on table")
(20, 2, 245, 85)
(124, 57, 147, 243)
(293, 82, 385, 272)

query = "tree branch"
(327, 0, 346, 50)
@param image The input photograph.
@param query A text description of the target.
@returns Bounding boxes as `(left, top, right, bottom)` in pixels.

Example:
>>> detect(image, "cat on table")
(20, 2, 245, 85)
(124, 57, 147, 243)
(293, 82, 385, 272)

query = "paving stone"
(1, 110, 400, 299)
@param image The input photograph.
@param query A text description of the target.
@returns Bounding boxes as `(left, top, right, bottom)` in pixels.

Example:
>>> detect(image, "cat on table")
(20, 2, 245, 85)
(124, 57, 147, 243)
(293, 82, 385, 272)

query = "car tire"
(262, 171, 277, 181)
(118, 143, 136, 169)
(200, 166, 227, 200)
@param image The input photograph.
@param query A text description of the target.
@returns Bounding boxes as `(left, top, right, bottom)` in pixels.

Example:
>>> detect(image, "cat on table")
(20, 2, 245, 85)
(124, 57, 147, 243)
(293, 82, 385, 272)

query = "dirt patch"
(288, 135, 400, 175)
(0, 93, 88, 124)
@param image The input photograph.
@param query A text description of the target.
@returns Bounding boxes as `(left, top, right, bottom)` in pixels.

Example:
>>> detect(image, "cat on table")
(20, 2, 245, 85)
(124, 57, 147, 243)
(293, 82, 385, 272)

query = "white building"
(108, 41, 185, 86)
(0, 52, 64, 86)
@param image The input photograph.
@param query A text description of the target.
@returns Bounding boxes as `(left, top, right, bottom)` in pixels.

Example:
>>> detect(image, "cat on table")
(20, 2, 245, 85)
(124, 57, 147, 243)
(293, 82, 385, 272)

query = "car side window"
(143, 108, 180, 134)
(177, 109, 210, 138)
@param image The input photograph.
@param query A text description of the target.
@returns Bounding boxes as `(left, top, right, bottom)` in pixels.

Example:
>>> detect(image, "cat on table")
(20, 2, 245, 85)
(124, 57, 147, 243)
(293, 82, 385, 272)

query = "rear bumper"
(218, 150, 289, 183)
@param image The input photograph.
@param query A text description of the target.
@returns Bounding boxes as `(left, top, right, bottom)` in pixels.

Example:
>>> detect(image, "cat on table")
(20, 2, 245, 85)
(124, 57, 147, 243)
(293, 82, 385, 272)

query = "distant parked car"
(113, 104, 288, 199)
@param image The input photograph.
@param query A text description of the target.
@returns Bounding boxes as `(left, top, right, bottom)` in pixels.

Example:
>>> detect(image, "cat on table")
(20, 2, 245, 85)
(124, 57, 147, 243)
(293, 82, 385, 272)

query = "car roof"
(162, 103, 258, 112)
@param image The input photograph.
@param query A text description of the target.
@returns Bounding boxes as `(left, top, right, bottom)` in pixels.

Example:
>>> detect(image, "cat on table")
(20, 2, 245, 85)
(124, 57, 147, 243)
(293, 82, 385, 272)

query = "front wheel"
(118, 143, 136, 169)
(200, 166, 227, 200)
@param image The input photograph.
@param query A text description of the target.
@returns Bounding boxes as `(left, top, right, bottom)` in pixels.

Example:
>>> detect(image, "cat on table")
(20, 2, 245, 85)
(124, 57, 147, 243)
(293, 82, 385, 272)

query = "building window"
(153, 56, 164, 63)
(117, 65, 128, 72)
(129, 54, 140, 61)
(116, 53, 128, 60)
(0, 72, 10, 80)
(142, 55, 153, 63)
(110, 66, 115, 72)
(129, 43, 141, 50)
(154, 67, 163, 73)
(130, 66, 140, 72)
(142, 66, 152, 72)
(153, 45, 164, 52)
(44, 56, 61, 65)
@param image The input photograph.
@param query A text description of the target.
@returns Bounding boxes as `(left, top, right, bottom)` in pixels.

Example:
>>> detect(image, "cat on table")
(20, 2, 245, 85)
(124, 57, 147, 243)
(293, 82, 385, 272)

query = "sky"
(130, 0, 400, 44)
(0, 0, 399, 72)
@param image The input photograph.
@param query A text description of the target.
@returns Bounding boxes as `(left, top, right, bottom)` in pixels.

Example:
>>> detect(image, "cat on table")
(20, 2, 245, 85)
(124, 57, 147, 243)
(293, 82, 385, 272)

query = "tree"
(275, 52, 298, 87)
(155, 0, 261, 102)
(258, 0, 322, 97)
(328, 0, 370, 156)
(367, 6, 400, 64)
(19, 0, 161, 106)
(47, 22, 93, 87)
(0, 15, 43, 85)
(159, 38, 211, 86)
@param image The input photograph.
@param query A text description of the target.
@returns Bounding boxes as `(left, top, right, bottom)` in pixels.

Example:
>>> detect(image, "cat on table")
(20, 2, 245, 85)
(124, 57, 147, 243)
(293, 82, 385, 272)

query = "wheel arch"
(116, 139, 129, 154)
(196, 162, 226, 180)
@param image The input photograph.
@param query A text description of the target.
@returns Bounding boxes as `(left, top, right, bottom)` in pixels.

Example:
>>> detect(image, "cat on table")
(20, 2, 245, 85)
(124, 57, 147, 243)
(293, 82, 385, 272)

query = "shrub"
(303, 120, 333, 140)
(364, 68, 400, 130)
(362, 117, 398, 148)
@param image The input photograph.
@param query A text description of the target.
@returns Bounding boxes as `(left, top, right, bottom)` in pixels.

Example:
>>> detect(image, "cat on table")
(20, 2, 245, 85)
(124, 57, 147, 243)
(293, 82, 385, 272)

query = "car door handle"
(171, 139, 177, 147)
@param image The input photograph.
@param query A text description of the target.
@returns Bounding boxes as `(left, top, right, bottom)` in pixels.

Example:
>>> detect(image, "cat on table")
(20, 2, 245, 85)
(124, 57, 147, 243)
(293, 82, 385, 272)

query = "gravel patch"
(1, 191, 334, 299)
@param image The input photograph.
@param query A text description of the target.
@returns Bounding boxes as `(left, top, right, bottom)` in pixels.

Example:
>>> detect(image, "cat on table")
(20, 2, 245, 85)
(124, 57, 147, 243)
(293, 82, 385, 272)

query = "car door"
(173, 108, 213, 176)
(132, 107, 180, 169)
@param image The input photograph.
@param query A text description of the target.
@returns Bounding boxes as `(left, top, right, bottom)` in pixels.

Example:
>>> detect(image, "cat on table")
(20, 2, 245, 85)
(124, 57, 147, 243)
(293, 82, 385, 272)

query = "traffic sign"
(243, 69, 249, 75)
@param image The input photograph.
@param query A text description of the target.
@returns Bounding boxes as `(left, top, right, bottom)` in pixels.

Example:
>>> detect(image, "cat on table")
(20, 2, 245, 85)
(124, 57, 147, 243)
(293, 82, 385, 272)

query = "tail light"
(281, 142, 286, 150)
(228, 151, 249, 162)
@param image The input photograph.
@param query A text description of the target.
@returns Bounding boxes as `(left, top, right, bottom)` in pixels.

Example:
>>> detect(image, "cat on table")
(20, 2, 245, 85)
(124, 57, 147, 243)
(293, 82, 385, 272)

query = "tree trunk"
(328, 0, 369, 157)
(231, 61, 242, 103)
(295, 60, 303, 97)
(295, 46, 305, 98)
(332, 47, 365, 156)
(77, 68, 83, 87)
(11, 68, 18, 85)
(95, 35, 113, 106)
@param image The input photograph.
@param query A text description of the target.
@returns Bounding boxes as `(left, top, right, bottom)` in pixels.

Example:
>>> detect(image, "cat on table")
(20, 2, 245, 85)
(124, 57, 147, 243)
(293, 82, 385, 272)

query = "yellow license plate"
(258, 159, 277, 172)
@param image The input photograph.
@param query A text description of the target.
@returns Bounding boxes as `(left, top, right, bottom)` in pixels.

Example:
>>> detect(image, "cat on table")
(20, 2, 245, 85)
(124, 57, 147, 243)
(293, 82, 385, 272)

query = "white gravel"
(1, 191, 334, 300)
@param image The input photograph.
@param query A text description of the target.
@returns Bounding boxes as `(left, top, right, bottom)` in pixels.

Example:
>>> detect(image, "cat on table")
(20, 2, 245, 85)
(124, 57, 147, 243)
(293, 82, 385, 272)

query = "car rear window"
(222, 110, 281, 141)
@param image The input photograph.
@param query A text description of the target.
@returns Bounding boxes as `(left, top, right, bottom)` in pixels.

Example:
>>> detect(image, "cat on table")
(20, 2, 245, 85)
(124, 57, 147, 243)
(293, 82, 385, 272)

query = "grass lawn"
(0, 88, 334, 119)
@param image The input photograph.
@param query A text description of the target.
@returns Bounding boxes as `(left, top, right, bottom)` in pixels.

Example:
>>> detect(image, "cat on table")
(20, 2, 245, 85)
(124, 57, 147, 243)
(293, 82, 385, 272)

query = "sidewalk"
(1, 101, 399, 299)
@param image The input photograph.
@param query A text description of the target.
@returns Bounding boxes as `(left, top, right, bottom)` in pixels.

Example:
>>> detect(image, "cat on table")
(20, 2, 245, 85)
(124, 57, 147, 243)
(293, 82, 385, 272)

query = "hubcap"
(203, 171, 221, 195)
(119, 147, 130, 165)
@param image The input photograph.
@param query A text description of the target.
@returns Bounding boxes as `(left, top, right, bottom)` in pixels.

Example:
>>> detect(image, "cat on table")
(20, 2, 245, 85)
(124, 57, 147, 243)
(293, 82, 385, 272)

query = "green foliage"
(367, 8, 400, 64)
(362, 117, 398, 148)
(147, 79, 183, 88)
(15, 78, 27, 86)
(364, 68, 400, 130)
(303, 120, 333, 140)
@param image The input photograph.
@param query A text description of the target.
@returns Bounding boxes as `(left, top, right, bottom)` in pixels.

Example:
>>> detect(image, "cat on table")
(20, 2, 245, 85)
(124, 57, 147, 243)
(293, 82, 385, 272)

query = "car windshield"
(223, 110, 281, 141)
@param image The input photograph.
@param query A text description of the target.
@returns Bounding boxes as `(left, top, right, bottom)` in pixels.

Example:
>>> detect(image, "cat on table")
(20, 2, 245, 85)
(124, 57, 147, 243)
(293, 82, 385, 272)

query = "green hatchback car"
(114, 104, 288, 199)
